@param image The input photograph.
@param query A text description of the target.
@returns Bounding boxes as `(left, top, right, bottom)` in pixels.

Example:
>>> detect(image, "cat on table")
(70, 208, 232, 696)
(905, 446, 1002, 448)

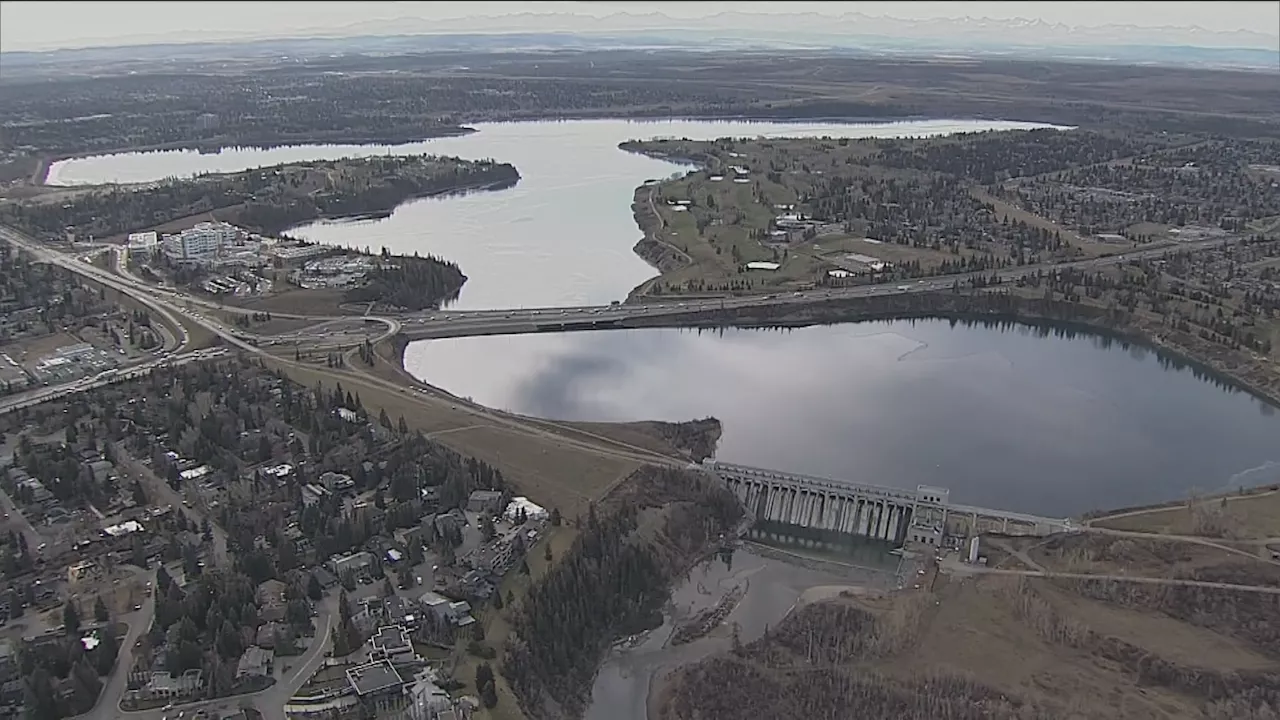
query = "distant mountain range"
(324, 11, 1280, 52)
(3, 10, 1277, 72)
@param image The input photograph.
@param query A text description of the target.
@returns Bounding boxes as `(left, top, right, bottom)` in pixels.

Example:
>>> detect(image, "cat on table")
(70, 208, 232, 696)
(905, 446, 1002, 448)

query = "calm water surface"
(46, 119, 1052, 309)
(407, 320, 1280, 517)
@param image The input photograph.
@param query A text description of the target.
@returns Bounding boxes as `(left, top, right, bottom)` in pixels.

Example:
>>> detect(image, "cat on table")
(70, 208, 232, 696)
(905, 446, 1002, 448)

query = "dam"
(701, 460, 1076, 547)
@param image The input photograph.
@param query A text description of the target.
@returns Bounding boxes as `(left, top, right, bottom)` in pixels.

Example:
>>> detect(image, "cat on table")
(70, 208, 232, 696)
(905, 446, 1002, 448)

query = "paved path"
(1083, 526, 1280, 568)
(952, 565, 1280, 595)
(1085, 488, 1279, 526)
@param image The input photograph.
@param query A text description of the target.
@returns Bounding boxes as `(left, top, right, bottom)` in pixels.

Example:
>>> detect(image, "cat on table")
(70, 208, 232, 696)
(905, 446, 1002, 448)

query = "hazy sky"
(2, 1, 1277, 52)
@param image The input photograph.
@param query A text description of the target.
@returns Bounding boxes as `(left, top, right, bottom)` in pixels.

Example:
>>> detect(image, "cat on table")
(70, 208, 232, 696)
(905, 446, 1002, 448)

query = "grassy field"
(1091, 487, 1280, 541)
(658, 542, 1280, 720)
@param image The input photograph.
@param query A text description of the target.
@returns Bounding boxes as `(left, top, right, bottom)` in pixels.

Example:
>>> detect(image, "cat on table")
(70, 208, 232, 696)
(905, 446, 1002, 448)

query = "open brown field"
(657, 547, 1280, 720)
(0, 330, 86, 368)
(264, 356, 646, 521)
(1091, 487, 1280, 541)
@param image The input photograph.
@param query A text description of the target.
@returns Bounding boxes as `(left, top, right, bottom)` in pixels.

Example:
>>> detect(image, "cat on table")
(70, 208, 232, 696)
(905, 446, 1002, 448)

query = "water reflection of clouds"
(410, 321, 1279, 517)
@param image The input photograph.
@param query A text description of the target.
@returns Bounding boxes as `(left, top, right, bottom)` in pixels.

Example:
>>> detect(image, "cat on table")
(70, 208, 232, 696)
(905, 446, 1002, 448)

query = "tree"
(93, 595, 109, 623)
(307, 574, 323, 601)
(550, 507, 562, 526)
(476, 662, 498, 709)
(23, 665, 59, 720)
(479, 515, 496, 541)
(94, 631, 119, 676)
(63, 600, 81, 636)
(382, 577, 395, 598)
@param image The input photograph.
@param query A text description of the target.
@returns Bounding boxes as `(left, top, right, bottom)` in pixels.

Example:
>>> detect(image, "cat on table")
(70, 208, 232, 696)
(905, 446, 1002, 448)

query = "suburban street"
(80, 567, 156, 720)
(97, 596, 336, 720)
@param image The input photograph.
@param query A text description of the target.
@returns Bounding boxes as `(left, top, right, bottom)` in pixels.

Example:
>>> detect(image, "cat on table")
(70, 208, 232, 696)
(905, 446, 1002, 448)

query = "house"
(434, 510, 466, 540)
(130, 670, 204, 701)
(328, 551, 374, 578)
(301, 484, 329, 507)
(408, 669, 452, 719)
(318, 471, 354, 493)
(383, 594, 418, 628)
(467, 490, 504, 515)
(420, 486, 442, 509)
(368, 625, 414, 659)
(255, 621, 286, 649)
(418, 591, 475, 628)
(257, 579, 288, 622)
(346, 660, 404, 700)
(236, 647, 273, 679)
(311, 567, 339, 590)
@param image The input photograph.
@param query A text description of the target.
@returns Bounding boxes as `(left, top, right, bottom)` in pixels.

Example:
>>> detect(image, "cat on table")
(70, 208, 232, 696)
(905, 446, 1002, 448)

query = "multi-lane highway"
(3, 224, 1242, 353)
(386, 235, 1237, 339)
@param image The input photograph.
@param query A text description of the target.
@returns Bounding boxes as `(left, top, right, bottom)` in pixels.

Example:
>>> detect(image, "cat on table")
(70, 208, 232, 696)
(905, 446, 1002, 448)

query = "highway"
(5, 222, 1238, 353)
(384, 235, 1237, 339)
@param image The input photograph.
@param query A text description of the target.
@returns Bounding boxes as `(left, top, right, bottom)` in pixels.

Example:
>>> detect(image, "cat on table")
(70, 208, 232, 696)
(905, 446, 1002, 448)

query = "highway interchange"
(0, 223, 1247, 719)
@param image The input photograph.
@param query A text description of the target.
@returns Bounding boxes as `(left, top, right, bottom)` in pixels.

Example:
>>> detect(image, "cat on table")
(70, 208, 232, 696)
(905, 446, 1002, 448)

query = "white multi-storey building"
(162, 221, 239, 262)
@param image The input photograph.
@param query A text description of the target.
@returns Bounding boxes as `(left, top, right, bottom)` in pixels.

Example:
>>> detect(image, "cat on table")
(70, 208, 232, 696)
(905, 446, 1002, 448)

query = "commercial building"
(162, 222, 239, 263)
(126, 231, 160, 256)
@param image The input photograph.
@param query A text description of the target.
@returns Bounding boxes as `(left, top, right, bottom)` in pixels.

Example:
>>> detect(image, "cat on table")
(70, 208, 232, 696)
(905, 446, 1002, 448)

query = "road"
(947, 563, 1280, 595)
(1084, 525, 1280, 568)
(109, 595, 336, 720)
(79, 567, 157, 720)
(0, 348, 227, 416)
(117, 447, 230, 569)
(7, 224, 1240, 353)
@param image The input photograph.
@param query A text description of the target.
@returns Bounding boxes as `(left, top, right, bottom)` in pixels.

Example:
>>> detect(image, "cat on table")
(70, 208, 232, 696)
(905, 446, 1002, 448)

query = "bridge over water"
(700, 460, 1075, 547)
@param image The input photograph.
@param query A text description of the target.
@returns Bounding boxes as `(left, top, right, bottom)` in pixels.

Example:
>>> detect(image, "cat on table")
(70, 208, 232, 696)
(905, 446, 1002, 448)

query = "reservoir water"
(406, 321, 1280, 518)
(47, 118, 1278, 511)
(46, 119, 1050, 310)
(46, 112, 1280, 720)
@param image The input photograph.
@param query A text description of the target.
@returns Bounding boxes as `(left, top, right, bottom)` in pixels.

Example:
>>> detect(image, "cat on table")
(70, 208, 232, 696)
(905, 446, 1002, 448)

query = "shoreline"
(35, 125, 478, 186)
(32, 113, 1034, 188)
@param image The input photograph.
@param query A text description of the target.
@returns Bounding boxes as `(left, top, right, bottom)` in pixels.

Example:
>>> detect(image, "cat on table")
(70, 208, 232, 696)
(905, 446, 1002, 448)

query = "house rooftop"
(346, 659, 404, 696)
(369, 625, 412, 655)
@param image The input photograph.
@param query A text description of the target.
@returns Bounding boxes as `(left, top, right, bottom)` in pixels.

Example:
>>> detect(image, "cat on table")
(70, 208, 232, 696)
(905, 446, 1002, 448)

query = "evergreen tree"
(63, 601, 81, 636)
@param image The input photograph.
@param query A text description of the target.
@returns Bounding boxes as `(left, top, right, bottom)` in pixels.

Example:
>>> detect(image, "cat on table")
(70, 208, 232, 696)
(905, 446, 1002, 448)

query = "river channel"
(45, 118, 1049, 310)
